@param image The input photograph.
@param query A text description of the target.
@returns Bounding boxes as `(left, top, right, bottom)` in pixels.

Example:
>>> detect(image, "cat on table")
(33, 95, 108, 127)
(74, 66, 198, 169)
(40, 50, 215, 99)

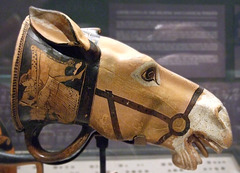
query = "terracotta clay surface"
(11, 7, 232, 170)
(90, 35, 232, 170)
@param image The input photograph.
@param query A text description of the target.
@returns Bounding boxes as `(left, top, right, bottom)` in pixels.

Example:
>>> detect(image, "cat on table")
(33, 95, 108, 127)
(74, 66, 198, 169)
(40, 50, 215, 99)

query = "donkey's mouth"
(172, 133, 224, 170)
(188, 134, 223, 157)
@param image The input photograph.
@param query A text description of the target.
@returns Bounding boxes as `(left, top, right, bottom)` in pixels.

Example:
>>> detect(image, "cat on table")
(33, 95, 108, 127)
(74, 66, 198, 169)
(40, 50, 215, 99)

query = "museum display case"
(0, 0, 239, 172)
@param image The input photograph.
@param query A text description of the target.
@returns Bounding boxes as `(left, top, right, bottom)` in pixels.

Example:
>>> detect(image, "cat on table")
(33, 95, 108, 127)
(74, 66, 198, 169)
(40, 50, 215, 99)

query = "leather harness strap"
(95, 88, 171, 123)
(95, 87, 204, 144)
(105, 90, 123, 140)
(184, 87, 204, 116)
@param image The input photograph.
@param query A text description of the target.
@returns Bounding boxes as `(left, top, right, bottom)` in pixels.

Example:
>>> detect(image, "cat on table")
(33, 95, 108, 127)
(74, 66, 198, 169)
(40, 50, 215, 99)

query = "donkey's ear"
(29, 6, 90, 50)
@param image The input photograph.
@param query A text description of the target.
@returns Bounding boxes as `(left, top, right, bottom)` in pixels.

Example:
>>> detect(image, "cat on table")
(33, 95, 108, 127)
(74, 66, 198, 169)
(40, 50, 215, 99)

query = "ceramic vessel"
(11, 7, 232, 170)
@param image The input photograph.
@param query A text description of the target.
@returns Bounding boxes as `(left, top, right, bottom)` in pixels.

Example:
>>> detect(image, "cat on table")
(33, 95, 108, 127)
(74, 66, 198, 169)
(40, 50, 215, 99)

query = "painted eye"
(141, 67, 156, 82)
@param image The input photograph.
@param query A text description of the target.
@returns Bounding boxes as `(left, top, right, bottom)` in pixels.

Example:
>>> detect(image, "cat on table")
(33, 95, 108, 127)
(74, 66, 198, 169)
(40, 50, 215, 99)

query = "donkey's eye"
(142, 67, 156, 82)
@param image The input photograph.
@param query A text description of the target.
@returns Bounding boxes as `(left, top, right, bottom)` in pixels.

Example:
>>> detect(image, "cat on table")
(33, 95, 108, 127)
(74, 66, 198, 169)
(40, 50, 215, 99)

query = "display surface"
(11, 7, 232, 170)
(109, 4, 226, 78)
(16, 154, 240, 173)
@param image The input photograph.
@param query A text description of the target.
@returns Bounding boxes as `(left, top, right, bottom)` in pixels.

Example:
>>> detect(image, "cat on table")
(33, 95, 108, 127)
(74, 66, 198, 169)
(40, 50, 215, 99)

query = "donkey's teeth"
(188, 135, 208, 158)
(194, 140, 208, 158)
(208, 141, 223, 153)
(195, 134, 223, 154)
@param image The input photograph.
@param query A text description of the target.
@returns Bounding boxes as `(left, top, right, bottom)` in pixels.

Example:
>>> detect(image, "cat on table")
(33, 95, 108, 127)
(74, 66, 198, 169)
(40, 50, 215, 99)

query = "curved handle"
(24, 124, 96, 164)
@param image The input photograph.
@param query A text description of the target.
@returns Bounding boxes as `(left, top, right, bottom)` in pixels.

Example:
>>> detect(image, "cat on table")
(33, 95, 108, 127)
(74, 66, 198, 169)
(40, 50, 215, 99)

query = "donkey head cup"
(11, 7, 232, 170)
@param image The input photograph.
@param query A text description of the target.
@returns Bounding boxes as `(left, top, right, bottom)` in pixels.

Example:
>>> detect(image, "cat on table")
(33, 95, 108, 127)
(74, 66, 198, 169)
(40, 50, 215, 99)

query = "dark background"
(0, 0, 239, 162)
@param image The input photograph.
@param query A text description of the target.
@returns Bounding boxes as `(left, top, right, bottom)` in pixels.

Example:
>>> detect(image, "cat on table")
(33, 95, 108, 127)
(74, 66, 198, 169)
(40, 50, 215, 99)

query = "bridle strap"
(184, 87, 204, 116)
(105, 90, 123, 140)
(95, 87, 204, 144)
(95, 89, 171, 123)
(155, 86, 204, 144)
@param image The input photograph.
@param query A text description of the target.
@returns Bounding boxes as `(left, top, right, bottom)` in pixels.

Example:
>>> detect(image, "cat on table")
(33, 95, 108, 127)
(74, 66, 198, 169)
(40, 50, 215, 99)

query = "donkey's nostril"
(214, 105, 233, 148)
(216, 105, 231, 131)
(217, 106, 223, 113)
(216, 106, 227, 126)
